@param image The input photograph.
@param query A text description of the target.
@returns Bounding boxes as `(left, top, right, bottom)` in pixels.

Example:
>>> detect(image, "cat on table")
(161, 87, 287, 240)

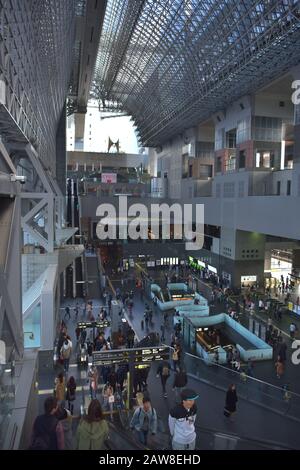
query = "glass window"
(23, 303, 41, 348)
(277, 181, 281, 195)
(239, 150, 246, 168)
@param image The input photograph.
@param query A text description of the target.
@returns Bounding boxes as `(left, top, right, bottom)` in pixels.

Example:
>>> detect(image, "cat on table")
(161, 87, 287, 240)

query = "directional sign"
(92, 346, 170, 366)
(77, 320, 110, 329)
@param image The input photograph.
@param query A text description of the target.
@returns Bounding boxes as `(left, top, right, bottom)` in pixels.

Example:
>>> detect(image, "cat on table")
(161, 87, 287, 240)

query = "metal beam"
(93, 0, 300, 146)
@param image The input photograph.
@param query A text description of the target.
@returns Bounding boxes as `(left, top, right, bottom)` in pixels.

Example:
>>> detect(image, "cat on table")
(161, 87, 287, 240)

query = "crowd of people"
(31, 257, 300, 451)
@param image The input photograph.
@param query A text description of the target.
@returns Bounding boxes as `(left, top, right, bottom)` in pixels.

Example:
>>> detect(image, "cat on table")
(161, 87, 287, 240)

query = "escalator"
(106, 421, 147, 450)
(65, 178, 83, 298)
(86, 256, 101, 299)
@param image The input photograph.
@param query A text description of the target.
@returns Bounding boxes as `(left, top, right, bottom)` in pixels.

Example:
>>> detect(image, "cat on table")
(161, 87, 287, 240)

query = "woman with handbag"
(224, 384, 238, 421)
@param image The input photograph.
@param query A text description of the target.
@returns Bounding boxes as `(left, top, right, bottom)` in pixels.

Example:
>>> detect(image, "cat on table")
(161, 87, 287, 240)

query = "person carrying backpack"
(60, 338, 72, 372)
(156, 360, 171, 398)
(130, 397, 157, 446)
(29, 397, 64, 450)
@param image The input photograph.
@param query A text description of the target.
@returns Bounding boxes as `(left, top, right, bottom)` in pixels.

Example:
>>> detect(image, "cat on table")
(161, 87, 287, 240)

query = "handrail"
(108, 421, 147, 450)
(194, 424, 294, 450)
(185, 351, 300, 399)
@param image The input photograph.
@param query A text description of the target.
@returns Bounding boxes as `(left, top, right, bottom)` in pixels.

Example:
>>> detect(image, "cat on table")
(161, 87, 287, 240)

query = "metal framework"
(93, 0, 300, 146)
(0, 1, 77, 361)
(0, 0, 76, 172)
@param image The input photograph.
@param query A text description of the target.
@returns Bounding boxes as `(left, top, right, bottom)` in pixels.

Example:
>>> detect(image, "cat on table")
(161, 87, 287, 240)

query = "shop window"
(226, 129, 237, 148)
(216, 157, 222, 173)
(225, 156, 236, 172)
(277, 181, 281, 195)
(238, 150, 246, 169)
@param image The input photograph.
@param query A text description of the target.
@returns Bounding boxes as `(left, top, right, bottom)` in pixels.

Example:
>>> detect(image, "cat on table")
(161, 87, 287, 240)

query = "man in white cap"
(168, 388, 198, 450)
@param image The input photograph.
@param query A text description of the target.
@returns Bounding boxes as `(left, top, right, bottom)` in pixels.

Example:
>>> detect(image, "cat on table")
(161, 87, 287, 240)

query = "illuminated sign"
(92, 346, 170, 366)
(207, 265, 217, 274)
(101, 173, 117, 183)
(77, 321, 110, 329)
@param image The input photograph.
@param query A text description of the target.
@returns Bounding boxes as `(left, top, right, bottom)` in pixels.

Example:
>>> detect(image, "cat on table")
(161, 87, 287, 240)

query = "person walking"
(172, 345, 180, 371)
(246, 360, 254, 378)
(173, 367, 188, 403)
(290, 322, 297, 340)
(60, 338, 72, 373)
(64, 306, 71, 322)
(54, 373, 65, 406)
(103, 383, 115, 421)
(74, 302, 80, 320)
(278, 341, 287, 363)
(224, 384, 238, 421)
(275, 356, 284, 379)
(156, 360, 171, 398)
(66, 376, 76, 415)
(76, 400, 109, 450)
(55, 405, 74, 450)
(29, 397, 64, 450)
(168, 389, 198, 450)
(108, 366, 118, 394)
(160, 324, 166, 342)
(88, 366, 98, 399)
(130, 397, 157, 446)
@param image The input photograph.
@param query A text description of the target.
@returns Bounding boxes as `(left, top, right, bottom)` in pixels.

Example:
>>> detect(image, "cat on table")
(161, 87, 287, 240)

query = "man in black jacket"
(156, 360, 171, 398)
(29, 397, 64, 450)
(173, 367, 188, 403)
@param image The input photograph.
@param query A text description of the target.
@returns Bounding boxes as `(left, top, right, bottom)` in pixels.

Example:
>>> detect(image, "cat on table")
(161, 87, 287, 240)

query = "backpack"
(138, 407, 154, 420)
(29, 435, 51, 450)
(162, 365, 169, 376)
(29, 416, 58, 450)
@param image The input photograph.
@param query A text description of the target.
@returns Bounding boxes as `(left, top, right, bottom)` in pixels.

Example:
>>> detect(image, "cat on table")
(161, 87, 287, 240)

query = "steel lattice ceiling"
(0, 0, 76, 171)
(93, 0, 300, 146)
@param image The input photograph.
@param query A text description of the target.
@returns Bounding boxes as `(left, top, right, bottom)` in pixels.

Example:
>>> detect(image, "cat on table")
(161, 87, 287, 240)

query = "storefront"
(241, 275, 257, 288)
(265, 256, 293, 289)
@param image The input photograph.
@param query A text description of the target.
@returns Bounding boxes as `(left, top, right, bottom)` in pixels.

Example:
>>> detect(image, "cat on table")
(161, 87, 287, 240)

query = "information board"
(77, 320, 110, 330)
(92, 346, 170, 366)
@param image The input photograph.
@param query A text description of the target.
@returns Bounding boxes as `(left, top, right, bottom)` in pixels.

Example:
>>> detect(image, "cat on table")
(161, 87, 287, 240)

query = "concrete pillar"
(292, 249, 300, 276)
(264, 248, 272, 271)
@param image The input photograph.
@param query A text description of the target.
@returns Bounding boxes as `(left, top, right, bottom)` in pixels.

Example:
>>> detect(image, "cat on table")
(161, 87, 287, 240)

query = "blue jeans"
(137, 430, 148, 446)
(64, 358, 70, 372)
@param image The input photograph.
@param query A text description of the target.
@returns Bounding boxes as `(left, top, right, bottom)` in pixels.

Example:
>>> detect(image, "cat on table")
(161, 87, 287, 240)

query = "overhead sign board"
(77, 321, 110, 329)
(92, 346, 170, 366)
